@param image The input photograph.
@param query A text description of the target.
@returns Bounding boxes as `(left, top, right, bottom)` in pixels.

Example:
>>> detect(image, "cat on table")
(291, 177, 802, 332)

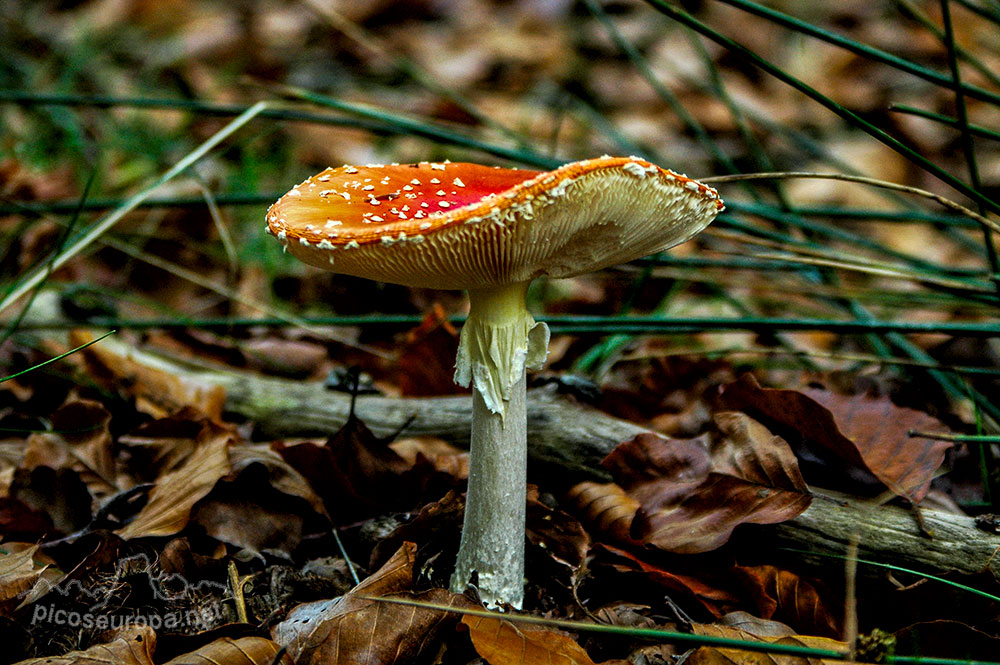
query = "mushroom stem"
(450, 282, 548, 609)
(451, 365, 528, 609)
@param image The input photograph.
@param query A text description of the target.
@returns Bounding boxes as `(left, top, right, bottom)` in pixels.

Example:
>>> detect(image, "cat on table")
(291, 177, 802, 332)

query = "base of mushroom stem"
(449, 373, 527, 610)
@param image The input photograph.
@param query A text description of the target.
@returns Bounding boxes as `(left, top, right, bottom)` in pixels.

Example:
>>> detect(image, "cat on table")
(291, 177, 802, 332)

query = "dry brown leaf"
(711, 412, 810, 496)
(566, 481, 639, 544)
(395, 304, 463, 397)
(0, 544, 43, 599)
(594, 544, 738, 618)
(526, 490, 591, 575)
(731, 565, 840, 638)
(13, 625, 156, 665)
(687, 623, 845, 665)
(462, 614, 598, 665)
(228, 443, 327, 517)
(605, 422, 810, 553)
(23, 398, 116, 493)
(116, 420, 234, 539)
(74, 331, 226, 420)
(272, 542, 471, 665)
(719, 374, 953, 502)
(275, 409, 450, 524)
(162, 636, 294, 665)
(0, 544, 54, 611)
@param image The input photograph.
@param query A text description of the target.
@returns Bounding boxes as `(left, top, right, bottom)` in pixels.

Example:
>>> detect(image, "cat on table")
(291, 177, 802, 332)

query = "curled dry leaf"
(395, 304, 463, 397)
(191, 441, 331, 555)
(117, 408, 208, 481)
(731, 565, 840, 638)
(526, 491, 591, 575)
(0, 543, 60, 611)
(719, 374, 953, 502)
(687, 622, 845, 665)
(12, 625, 157, 665)
(22, 398, 115, 495)
(228, 443, 327, 518)
(162, 636, 294, 665)
(116, 420, 234, 540)
(461, 614, 598, 665)
(73, 331, 226, 420)
(272, 542, 473, 665)
(6, 465, 93, 537)
(604, 416, 810, 553)
(275, 411, 417, 524)
(566, 481, 639, 544)
(594, 544, 738, 618)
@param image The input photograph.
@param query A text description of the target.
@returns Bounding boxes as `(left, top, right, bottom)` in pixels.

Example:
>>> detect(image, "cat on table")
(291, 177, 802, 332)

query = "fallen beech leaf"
(688, 622, 845, 665)
(566, 481, 640, 544)
(162, 636, 294, 665)
(526, 491, 590, 575)
(462, 614, 598, 665)
(22, 398, 115, 495)
(731, 565, 840, 638)
(395, 304, 463, 397)
(720, 374, 952, 502)
(117, 408, 212, 481)
(13, 625, 156, 665)
(602, 433, 711, 510)
(229, 443, 327, 518)
(0, 544, 55, 611)
(0, 544, 43, 595)
(276, 411, 414, 523)
(594, 544, 737, 617)
(605, 420, 810, 553)
(74, 331, 226, 420)
(711, 412, 810, 498)
(7, 466, 93, 536)
(272, 542, 471, 665)
(116, 420, 234, 539)
(189, 442, 329, 554)
(0, 497, 55, 541)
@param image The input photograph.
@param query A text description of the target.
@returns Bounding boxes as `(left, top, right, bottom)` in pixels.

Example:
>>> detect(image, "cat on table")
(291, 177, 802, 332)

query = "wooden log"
(91, 337, 1000, 580)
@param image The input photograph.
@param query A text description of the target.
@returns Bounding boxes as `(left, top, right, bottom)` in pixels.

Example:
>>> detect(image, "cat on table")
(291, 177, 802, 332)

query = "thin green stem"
(1, 330, 116, 383)
(644, 1, 1000, 218)
(938, 0, 1000, 284)
(708, 0, 1000, 106)
(0, 101, 272, 317)
(0, 90, 564, 170)
(889, 105, 1000, 143)
(6, 314, 999, 336)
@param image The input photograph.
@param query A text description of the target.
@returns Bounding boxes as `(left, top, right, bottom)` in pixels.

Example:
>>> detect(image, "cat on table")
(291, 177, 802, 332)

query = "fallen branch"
(91, 336, 1000, 581)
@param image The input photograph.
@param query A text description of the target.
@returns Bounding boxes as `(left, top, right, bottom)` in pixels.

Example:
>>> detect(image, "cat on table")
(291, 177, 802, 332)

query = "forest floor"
(1, 1, 1000, 664)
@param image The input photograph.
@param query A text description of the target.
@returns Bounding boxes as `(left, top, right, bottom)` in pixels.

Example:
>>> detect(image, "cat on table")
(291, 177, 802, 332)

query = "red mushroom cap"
(266, 156, 723, 289)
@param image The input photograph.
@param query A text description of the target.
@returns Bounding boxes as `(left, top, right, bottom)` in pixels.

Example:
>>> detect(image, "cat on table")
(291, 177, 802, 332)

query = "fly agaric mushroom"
(266, 156, 723, 608)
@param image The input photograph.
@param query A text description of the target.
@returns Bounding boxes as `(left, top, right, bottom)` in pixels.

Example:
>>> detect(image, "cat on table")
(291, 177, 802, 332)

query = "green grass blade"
(1, 164, 96, 345)
(270, 83, 563, 169)
(643, 1, 1000, 217)
(1, 329, 115, 383)
(889, 105, 1000, 143)
(937, 0, 999, 280)
(896, 0, 1000, 89)
(783, 547, 1000, 603)
(366, 596, 847, 659)
(710, 0, 1000, 105)
(0, 90, 563, 169)
(0, 101, 271, 317)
